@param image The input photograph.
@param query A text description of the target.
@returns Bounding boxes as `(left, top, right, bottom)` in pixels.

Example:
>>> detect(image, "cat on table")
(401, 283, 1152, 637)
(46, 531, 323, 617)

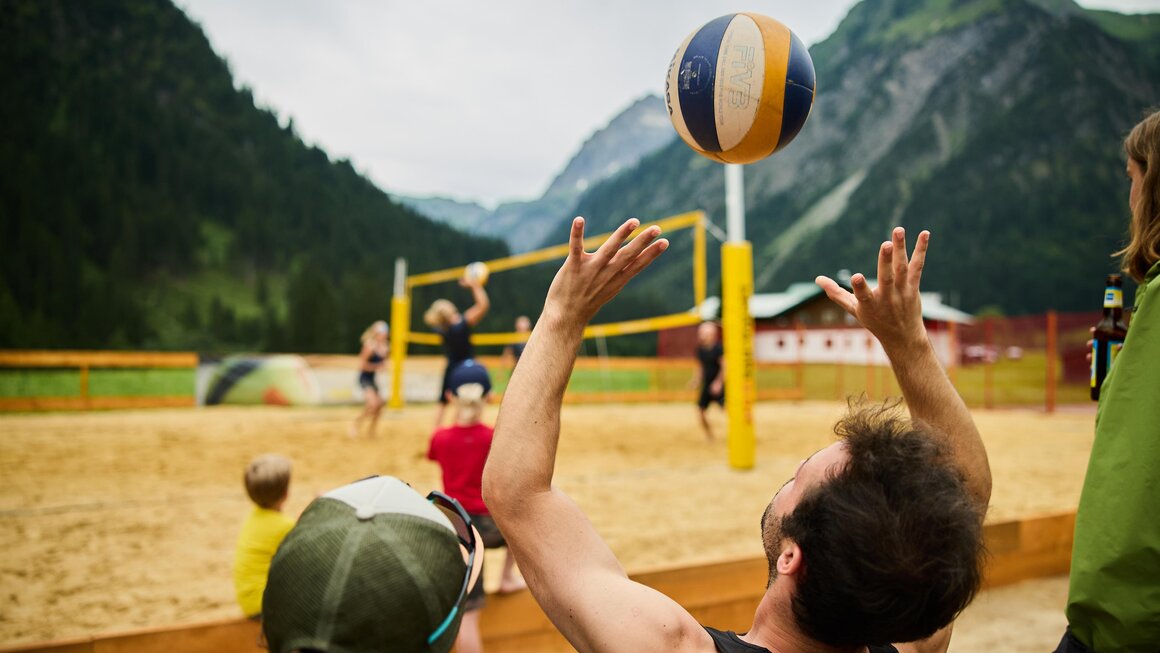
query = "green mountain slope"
(553, 0, 1160, 316)
(0, 0, 537, 352)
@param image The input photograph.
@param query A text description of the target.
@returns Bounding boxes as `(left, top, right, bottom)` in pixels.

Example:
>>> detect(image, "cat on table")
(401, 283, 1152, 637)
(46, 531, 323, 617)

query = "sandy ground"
(0, 400, 1094, 650)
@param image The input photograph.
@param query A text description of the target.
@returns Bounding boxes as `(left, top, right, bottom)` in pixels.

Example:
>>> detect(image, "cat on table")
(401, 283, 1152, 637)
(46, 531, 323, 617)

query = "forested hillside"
(0, 0, 547, 352)
(553, 0, 1160, 316)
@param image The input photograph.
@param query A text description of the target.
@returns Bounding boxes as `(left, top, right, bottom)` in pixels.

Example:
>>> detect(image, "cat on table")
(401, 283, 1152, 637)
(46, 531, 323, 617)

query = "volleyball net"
(388, 211, 711, 408)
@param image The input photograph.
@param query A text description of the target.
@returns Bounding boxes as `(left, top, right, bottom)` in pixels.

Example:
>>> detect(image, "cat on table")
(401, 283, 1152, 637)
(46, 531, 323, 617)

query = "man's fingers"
(892, 227, 909, 284)
(851, 273, 874, 302)
(816, 276, 857, 315)
(909, 230, 930, 286)
(611, 225, 661, 268)
(877, 241, 894, 287)
(620, 238, 669, 280)
(569, 217, 586, 260)
(595, 218, 640, 262)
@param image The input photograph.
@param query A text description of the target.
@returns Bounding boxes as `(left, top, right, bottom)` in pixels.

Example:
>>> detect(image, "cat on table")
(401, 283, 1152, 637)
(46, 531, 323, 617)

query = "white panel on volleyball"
(754, 328, 957, 369)
(714, 15, 765, 151)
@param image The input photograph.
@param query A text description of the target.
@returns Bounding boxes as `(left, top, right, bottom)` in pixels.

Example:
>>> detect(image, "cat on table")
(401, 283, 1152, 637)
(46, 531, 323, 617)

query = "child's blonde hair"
(423, 299, 458, 330)
(453, 382, 486, 424)
(244, 454, 292, 509)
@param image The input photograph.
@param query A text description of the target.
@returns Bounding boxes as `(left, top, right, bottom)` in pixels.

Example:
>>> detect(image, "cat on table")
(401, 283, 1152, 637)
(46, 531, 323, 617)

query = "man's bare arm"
(483, 218, 710, 653)
(816, 227, 991, 509)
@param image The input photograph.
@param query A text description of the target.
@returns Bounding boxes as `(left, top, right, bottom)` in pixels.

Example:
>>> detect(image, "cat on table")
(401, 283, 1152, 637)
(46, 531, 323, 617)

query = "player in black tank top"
(694, 321, 725, 440)
(424, 275, 490, 428)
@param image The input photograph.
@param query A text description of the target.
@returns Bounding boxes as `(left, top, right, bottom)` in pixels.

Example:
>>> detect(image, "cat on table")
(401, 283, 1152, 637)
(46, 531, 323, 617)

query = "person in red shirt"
(427, 365, 524, 653)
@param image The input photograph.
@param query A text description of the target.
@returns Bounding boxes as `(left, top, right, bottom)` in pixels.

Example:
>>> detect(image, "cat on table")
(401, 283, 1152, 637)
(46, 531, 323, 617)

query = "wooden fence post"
(1046, 311, 1057, 414)
(984, 318, 995, 410)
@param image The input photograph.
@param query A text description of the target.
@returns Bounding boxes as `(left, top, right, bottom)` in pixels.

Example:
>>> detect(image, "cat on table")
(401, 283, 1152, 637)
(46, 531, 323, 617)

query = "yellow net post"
(722, 241, 756, 470)
(389, 258, 410, 410)
(722, 163, 755, 470)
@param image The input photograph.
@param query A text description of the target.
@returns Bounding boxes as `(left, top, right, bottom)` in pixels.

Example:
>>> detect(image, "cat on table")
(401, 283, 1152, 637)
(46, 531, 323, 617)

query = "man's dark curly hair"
(772, 402, 985, 647)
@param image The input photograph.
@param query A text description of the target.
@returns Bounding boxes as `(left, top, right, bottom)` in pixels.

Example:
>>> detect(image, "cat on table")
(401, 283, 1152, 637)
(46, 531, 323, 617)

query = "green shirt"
(1067, 261, 1160, 652)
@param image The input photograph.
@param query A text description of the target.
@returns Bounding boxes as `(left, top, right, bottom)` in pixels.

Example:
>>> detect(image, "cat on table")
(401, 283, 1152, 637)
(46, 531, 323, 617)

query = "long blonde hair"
(1117, 109, 1160, 282)
(423, 299, 458, 330)
(360, 320, 388, 345)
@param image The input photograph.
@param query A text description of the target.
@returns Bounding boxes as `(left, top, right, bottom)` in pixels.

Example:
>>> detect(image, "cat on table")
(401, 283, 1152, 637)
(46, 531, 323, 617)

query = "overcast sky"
(175, 0, 1160, 207)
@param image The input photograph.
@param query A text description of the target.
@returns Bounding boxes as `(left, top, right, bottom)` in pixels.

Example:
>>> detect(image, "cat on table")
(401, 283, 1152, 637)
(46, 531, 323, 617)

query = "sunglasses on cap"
(425, 490, 478, 645)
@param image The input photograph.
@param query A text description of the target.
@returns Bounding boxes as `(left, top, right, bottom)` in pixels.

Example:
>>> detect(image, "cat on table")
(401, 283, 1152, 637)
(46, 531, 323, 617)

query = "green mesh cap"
(262, 476, 466, 653)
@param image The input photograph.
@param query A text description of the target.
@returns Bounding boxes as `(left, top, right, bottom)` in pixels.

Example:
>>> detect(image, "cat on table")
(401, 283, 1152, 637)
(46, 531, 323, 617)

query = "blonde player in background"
(350, 320, 389, 438)
(424, 276, 490, 429)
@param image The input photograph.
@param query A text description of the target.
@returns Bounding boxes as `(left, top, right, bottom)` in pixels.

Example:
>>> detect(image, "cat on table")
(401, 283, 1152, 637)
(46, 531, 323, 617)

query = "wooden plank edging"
(0, 512, 1076, 653)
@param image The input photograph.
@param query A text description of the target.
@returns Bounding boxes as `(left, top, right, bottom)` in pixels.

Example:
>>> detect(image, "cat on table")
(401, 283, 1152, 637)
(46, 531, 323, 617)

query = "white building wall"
(754, 328, 956, 368)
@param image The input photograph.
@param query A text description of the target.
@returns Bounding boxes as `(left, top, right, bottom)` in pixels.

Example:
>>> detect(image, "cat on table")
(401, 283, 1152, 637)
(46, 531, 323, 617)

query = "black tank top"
(704, 627, 899, 653)
(442, 319, 474, 364)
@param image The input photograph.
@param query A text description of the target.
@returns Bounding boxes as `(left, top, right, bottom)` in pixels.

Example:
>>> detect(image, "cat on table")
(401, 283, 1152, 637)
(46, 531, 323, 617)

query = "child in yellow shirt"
(233, 454, 295, 618)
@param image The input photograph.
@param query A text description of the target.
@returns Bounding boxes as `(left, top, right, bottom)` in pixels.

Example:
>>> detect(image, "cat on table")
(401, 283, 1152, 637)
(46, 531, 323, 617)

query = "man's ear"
(777, 539, 803, 577)
(444, 390, 455, 403)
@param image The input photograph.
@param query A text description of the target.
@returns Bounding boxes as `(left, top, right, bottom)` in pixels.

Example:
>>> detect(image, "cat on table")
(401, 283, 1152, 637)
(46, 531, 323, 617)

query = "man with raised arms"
(484, 218, 991, 653)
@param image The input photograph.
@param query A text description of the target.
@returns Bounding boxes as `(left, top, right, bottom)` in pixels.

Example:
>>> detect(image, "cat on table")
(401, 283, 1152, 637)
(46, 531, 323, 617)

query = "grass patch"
(0, 368, 195, 398)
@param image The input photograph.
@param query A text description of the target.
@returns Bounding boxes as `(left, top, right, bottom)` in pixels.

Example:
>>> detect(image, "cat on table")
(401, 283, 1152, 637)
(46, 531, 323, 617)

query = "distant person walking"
(692, 321, 724, 440)
(424, 276, 490, 429)
(503, 315, 532, 371)
(349, 320, 388, 439)
(1057, 108, 1160, 653)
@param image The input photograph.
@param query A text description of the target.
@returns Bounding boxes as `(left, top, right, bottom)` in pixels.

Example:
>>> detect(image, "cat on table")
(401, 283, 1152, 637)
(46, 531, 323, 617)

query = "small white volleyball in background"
(464, 261, 490, 286)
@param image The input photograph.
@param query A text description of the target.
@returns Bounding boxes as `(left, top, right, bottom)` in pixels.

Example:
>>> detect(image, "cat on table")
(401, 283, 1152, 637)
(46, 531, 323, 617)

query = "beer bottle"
(1091, 274, 1129, 401)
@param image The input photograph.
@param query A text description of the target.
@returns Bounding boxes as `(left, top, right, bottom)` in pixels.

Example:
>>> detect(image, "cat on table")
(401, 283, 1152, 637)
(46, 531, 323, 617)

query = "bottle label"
(1110, 341, 1124, 367)
(1092, 339, 1126, 389)
(1104, 287, 1123, 309)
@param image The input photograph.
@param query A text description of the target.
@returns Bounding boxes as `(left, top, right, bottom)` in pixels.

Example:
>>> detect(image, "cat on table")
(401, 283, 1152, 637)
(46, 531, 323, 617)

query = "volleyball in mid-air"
(464, 261, 490, 286)
(665, 13, 816, 164)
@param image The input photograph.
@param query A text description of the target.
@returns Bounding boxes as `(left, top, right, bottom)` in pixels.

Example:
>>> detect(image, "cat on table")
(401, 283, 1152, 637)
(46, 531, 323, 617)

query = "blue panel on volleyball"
(677, 14, 734, 153)
(778, 32, 816, 152)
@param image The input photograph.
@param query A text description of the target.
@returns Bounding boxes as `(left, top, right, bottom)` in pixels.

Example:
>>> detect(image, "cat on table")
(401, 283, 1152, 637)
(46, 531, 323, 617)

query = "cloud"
(174, 0, 1158, 205)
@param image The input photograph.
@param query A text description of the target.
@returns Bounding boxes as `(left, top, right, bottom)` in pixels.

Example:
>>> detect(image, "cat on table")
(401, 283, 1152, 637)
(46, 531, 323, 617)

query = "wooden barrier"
(0, 350, 198, 412)
(1, 512, 1075, 653)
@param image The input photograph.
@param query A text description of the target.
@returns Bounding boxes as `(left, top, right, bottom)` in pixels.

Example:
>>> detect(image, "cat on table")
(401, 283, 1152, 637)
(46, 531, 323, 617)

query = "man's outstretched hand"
(543, 217, 668, 329)
(816, 227, 930, 352)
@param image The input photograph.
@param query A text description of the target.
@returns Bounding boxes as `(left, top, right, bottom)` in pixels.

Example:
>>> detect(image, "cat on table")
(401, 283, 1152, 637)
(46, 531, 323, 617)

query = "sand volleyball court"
(0, 400, 1094, 650)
